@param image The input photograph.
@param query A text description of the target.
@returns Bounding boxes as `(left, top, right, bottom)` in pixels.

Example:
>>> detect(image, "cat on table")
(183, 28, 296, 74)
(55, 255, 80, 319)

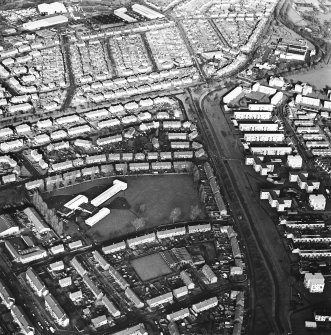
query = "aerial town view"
(0, 0, 331, 334)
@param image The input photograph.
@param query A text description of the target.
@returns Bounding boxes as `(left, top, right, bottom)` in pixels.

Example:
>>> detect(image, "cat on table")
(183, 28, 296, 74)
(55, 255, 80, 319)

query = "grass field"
(130, 253, 172, 281)
(45, 174, 205, 242)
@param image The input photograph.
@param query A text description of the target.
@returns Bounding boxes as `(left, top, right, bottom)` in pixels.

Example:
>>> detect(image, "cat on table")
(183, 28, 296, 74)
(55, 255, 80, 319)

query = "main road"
(187, 85, 292, 335)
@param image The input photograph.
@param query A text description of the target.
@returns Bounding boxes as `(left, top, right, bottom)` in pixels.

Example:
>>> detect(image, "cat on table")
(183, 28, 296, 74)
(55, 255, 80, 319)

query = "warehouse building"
(132, 4, 164, 19)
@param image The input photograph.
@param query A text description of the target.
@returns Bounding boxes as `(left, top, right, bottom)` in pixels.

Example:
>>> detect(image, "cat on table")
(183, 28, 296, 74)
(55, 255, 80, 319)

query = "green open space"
(44, 174, 205, 242)
(130, 253, 172, 281)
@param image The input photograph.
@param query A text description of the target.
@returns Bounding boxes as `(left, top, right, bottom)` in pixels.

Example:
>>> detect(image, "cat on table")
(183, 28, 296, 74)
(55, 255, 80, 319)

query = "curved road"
(187, 86, 291, 335)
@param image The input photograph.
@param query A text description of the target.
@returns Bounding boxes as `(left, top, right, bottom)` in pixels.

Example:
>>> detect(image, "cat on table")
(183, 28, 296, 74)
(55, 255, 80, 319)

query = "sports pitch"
(130, 253, 172, 281)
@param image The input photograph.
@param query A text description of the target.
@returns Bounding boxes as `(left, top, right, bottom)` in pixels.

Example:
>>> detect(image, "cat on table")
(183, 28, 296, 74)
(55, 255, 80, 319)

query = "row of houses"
(0, 280, 34, 335)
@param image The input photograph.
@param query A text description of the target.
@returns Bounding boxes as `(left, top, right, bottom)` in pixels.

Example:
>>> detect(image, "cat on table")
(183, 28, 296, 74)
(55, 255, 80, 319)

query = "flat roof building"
(91, 180, 127, 207)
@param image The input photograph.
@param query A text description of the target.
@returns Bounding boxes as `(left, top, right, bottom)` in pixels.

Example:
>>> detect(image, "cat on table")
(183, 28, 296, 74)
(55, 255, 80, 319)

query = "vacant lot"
(45, 174, 204, 242)
(131, 253, 172, 281)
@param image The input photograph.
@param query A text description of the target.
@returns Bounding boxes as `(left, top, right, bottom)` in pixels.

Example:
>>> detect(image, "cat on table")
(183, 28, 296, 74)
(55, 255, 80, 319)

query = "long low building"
(91, 180, 127, 207)
(109, 323, 148, 335)
(188, 224, 211, 234)
(127, 233, 156, 248)
(85, 208, 110, 226)
(102, 241, 126, 254)
(250, 145, 292, 156)
(157, 227, 186, 239)
(22, 15, 68, 30)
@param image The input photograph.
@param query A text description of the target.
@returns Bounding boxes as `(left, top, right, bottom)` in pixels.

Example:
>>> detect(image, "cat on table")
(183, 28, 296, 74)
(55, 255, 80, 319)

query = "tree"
(131, 217, 145, 232)
(169, 207, 182, 224)
(190, 205, 202, 221)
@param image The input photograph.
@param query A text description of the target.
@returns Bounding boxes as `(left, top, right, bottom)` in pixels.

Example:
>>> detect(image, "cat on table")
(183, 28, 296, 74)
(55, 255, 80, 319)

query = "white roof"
(38, 2, 67, 14)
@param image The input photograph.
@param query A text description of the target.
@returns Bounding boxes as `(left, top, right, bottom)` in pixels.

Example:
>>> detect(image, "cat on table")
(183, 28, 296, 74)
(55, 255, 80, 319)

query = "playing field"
(130, 253, 172, 281)
(45, 174, 205, 242)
